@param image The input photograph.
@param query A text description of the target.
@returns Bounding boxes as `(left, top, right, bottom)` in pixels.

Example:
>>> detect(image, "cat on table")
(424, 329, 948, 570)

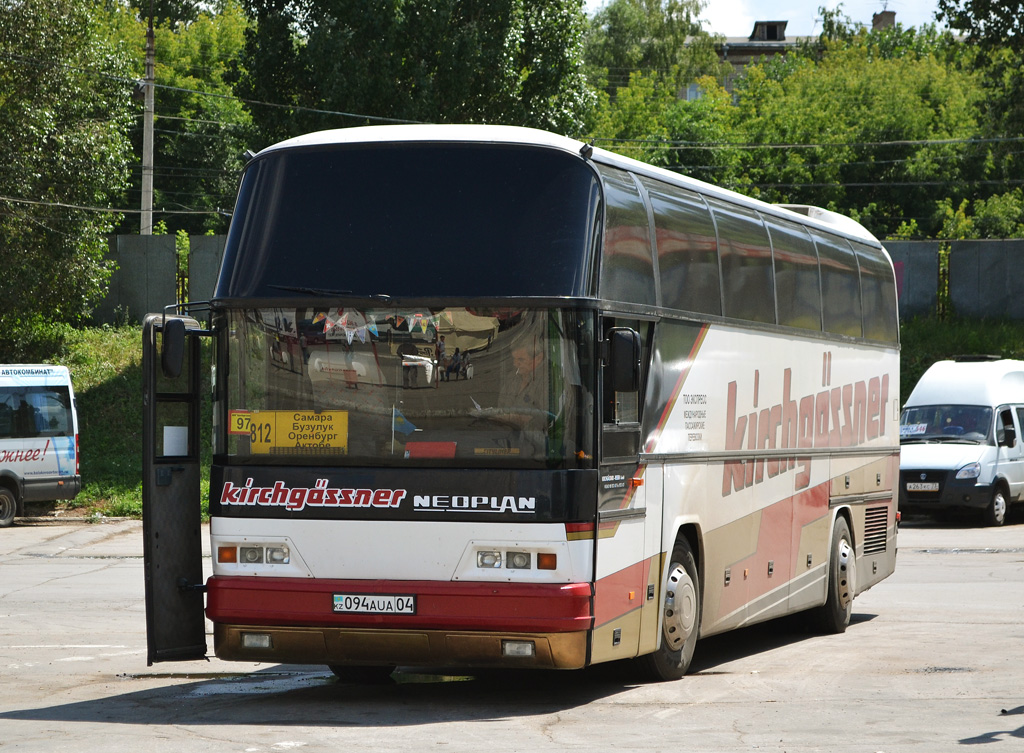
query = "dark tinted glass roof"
(216, 144, 600, 300)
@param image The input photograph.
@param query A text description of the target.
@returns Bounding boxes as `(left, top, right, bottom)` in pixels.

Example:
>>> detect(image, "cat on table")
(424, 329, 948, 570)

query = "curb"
(15, 516, 134, 525)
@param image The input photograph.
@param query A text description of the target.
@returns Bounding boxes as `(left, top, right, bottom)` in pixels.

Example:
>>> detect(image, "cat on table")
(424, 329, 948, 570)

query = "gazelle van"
(0, 365, 80, 526)
(900, 357, 1024, 526)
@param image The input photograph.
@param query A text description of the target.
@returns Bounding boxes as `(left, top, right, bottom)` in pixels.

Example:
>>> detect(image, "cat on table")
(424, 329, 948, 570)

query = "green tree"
(0, 0, 134, 357)
(937, 1, 1024, 195)
(147, 0, 252, 234)
(936, 1, 1024, 52)
(584, 0, 725, 94)
(104, 1, 252, 235)
(234, 0, 595, 146)
(732, 27, 982, 238)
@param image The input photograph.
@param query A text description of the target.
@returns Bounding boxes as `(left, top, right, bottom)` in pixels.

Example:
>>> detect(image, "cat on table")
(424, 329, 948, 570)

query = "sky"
(586, 1, 947, 38)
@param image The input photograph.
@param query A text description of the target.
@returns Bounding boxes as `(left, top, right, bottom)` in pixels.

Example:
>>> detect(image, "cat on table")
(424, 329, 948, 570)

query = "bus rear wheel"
(636, 538, 700, 681)
(328, 664, 396, 684)
(0, 488, 16, 528)
(812, 517, 856, 634)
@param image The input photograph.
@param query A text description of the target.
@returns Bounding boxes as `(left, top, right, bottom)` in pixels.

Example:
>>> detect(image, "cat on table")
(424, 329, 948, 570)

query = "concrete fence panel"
(91, 235, 1024, 325)
(93, 234, 177, 324)
(949, 240, 1024, 319)
(188, 235, 226, 303)
(885, 241, 939, 320)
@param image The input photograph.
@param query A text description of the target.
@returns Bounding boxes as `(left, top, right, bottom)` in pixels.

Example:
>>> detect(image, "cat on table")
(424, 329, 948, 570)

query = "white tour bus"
(142, 125, 900, 681)
(0, 364, 80, 526)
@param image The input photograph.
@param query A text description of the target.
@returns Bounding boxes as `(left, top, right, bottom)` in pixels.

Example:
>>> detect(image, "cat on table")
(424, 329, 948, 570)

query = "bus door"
(591, 321, 660, 663)
(141, 313, 208, 664)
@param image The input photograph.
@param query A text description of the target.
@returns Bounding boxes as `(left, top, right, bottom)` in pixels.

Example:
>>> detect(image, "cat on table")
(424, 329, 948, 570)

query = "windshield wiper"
(268, 284, 353, 297)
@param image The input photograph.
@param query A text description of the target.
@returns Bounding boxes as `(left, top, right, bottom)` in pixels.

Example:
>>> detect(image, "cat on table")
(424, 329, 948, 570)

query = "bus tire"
(0, 488, 16, 528)
(636, 538, 700, 681)
(813, 517, 856, 634)
(984, 486, 1008, 527)
(328, 664, 396, 684)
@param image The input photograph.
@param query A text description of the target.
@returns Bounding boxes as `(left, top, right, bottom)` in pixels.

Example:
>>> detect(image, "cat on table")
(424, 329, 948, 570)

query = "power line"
(593, 135, 1024, 149)
(0, 194, 223, 216)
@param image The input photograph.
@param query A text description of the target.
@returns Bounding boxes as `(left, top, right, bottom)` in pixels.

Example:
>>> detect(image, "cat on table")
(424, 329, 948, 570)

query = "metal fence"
(91, 236, 1024, 325)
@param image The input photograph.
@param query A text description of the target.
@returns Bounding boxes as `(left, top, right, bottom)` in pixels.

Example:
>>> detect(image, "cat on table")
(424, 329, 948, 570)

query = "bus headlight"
(266, 546, 290, 564)
(506, 551, 531, 569)
(477, 551, 502, 568)
(220, 544, 290, 565)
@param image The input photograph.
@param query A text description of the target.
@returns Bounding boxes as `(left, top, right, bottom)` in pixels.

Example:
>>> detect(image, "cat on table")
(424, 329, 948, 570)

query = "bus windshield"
(216, 144, 601, 300)
(219, 307, 594, 468)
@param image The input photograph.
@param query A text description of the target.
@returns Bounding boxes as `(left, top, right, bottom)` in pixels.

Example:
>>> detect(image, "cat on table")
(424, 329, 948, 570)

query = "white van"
(900, 357, 1024, 526)
(0, 365, 80, 526)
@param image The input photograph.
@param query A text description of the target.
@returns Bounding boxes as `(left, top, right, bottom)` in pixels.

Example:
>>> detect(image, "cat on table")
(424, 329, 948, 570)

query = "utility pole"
(141, 6, 155, 235)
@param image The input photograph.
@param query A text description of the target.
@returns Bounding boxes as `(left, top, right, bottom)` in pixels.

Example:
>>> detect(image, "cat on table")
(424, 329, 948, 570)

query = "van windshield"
(899, 405, 992, 444)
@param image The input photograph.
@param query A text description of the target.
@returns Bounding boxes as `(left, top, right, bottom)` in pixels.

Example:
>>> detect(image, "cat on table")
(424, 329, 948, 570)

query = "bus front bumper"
(207, 575, 593, 670)
(214, 623, 589, 669)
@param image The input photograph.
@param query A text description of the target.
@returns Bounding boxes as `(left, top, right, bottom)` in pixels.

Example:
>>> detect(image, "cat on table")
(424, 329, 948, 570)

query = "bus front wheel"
(636, 538, 700, 681)
(0, 488, 16, 528)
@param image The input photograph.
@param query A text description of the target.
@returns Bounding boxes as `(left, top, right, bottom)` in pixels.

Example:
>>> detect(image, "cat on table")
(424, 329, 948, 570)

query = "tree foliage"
(730, 31, 983, 237)
(147, 0, 252, 234)
(0, 0, 134, 357)
(584, 0, 720, 92)
(234, 0, 595, 146)
(936, 0, 1024, 53)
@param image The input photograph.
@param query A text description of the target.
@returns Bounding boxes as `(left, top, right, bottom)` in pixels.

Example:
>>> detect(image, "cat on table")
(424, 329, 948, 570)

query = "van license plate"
(906, 482, 939, 492)
(333, 594, 416, 615)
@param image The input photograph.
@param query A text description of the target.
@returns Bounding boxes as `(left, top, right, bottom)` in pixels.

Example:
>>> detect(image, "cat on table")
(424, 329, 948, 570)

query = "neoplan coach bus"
(143, 124, 899, 681)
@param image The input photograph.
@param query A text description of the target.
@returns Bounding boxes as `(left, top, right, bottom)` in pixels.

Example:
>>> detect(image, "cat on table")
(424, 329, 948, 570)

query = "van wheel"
(0, 488, 16, 528)
(984, 487, 1008, 527)
(636, 538, 700, 681)
(812, 517, 856, 634)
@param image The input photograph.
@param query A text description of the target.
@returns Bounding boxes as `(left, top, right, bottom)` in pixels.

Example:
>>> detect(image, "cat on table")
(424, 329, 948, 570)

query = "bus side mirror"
(162, 318, 186, 379)
(606, 328, 641, 393)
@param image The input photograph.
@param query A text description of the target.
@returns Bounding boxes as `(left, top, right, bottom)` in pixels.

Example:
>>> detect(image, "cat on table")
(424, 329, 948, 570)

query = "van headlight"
(956, 462, 981, 480)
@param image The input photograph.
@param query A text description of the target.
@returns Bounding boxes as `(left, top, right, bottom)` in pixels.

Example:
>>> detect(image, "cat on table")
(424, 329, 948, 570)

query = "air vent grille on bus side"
(862, 506, 889, 555)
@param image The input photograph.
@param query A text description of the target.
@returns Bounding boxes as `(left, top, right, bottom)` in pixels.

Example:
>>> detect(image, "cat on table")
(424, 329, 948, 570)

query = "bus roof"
(257, 124, 883, 248)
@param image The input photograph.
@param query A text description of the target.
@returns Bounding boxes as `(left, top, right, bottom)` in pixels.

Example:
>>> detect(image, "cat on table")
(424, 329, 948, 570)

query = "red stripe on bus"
(593, 557, 654, 627)
(206, 577, 594, 633)
(715, 481, 830, 619)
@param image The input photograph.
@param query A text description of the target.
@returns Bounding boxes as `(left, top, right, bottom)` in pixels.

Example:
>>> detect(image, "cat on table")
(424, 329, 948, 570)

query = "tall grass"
(59, 324, 211, 518)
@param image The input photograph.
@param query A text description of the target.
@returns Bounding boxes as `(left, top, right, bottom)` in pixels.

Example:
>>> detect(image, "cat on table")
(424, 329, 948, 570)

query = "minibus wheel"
(0, 488, 16, 528)
(984, 486, 1008, 527)
(636, 538, 700, 681)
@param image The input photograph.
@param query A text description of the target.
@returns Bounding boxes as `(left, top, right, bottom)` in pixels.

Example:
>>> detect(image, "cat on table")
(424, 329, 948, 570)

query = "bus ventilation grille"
(862, 507, 889, 555)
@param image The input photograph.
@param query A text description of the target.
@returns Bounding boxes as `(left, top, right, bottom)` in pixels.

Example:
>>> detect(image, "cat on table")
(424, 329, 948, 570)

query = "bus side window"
(812, 231, 863, 338)
(766, 217, 822, 332)
(642, 178, 722, 317)
(706, 198, 776, 324)
(596, 166, 656, 307)
(855, 242, 899, 343)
